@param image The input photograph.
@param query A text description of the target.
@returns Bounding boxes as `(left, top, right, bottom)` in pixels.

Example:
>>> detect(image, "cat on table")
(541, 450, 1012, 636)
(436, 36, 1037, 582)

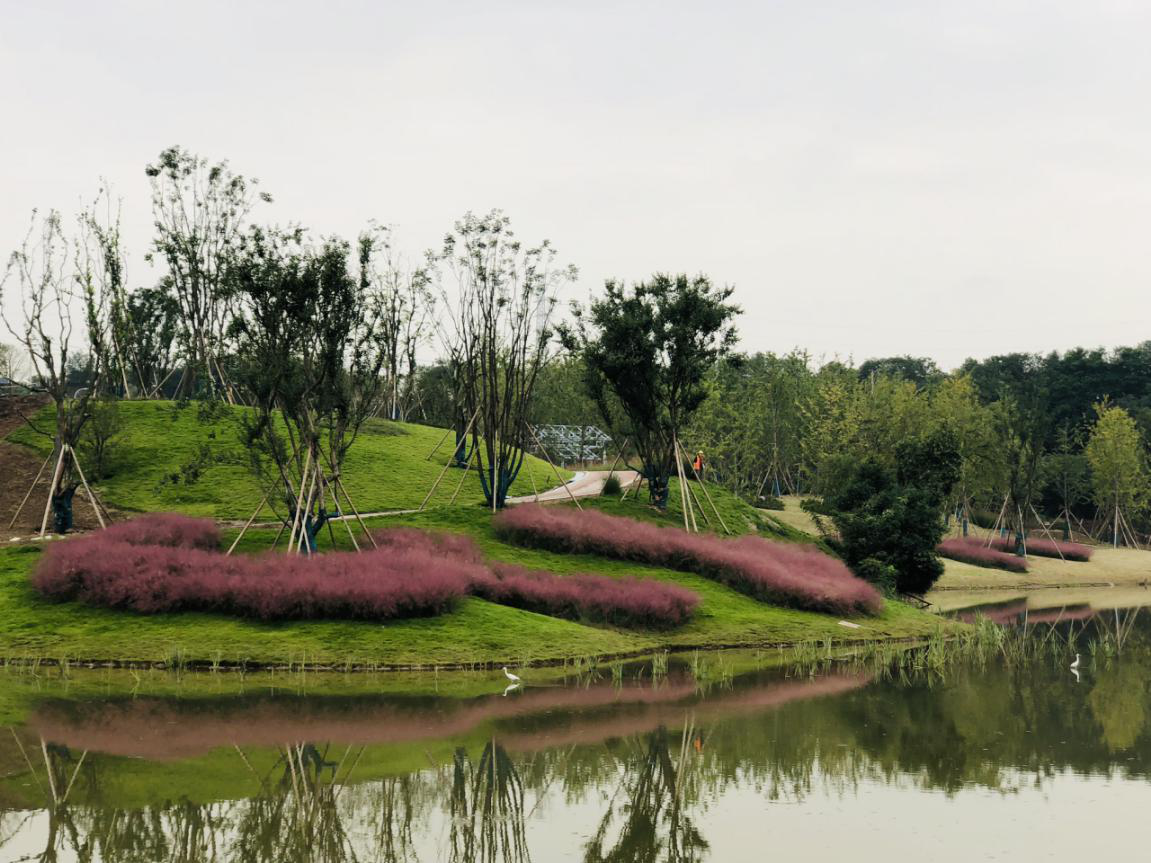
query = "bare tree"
(362, 225, 435, 421)
(0, 342, 30, 385)
(1, 210, 107, 532)
(145, 146, 269, 401)
(432, 210, 575, 508)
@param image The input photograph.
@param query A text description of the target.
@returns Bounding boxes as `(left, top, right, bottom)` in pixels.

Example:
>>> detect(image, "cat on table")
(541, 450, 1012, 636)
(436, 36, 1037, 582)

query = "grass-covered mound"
(494, 504, 882, 616)
(937, 538, 1028, 572)
(6, 400, 569, 520)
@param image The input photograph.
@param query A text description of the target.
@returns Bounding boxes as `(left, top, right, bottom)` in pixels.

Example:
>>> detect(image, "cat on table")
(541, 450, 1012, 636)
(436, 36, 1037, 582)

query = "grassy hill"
(0, 402, 953, 667)
(7, 401, 571, 519)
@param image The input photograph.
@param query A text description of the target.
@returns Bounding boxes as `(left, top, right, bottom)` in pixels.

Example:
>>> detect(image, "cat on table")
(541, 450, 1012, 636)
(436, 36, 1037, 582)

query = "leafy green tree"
(819, 430, 961, 595)
(563, 274, 739, 509)
(1085, 401, 1148, 545)
(857, 355, 943, 388)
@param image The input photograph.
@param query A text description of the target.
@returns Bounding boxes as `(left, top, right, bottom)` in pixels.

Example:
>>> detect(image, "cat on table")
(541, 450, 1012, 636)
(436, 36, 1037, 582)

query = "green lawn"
(0, 402, 953, 668)
(8, 400, 571, 520)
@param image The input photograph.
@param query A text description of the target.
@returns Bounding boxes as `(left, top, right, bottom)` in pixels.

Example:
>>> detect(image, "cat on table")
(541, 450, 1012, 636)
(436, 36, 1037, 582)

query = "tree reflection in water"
(583, 724, 707, 863)
(2, 615, 1151, 861)
(448, 740, 531, 863)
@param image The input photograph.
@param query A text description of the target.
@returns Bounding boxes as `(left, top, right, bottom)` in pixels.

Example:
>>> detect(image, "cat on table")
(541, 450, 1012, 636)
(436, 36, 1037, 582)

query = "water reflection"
(1, 614, 1150, 861)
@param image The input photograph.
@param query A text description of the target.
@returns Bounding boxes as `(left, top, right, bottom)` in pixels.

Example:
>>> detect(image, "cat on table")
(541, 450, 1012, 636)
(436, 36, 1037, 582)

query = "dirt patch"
(0, 395, 104, 535)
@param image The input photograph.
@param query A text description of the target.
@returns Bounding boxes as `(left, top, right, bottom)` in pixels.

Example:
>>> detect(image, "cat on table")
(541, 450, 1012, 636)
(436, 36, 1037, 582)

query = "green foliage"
(564, 274, 739, 509)
(601, 474, 622, 496)
(1085, 401, 1148, 519)
(822, 431, 961, 596)
(76, 398, 123, 479)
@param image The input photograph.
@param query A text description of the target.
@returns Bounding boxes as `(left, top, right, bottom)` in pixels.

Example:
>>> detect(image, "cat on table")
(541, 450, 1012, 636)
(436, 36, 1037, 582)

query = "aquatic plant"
(493, 505, 882, 616)
(936, 538, 1028, 572)
(471, 563, 699, 629)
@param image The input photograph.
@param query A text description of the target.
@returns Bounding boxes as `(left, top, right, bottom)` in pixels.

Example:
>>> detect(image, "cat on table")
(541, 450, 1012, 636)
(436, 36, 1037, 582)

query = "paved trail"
(506, 470, 639, 505)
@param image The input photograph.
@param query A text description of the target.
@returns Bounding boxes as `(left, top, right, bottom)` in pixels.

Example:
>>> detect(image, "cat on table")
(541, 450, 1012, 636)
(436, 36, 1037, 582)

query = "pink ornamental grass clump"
(34, 524, 482, 622)
(98, 512, 220, 550)
(493, 505, 882, 617)
(986, 535, 1093, 562)
(471, 563, 699, 629)
(937, 538, 1028, 572)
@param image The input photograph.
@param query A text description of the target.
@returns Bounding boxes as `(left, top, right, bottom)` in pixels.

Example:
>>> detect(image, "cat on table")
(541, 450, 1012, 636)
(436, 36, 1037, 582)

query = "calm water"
(2, 595, 1150, 861)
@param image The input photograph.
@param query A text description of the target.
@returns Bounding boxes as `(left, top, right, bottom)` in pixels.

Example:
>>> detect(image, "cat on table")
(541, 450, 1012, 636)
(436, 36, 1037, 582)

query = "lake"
(1, 591, 1149, 861)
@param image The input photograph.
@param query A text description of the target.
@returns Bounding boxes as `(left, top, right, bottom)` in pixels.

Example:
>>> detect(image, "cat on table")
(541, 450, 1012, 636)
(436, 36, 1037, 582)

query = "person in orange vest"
(692, 450, 705, 480)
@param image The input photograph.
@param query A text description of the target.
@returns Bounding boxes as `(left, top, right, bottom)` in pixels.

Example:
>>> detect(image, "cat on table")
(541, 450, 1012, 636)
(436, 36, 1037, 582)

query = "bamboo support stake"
(335, 476, 378, 549)
(295, 463, 322, 556)
(228, 494, 269, 556)
(68, 446, 106, 529)
(287, 447, 313, 553)
(679, 439, 730, 535)
(527, 424, 583, 510)
(329, 476, 359, 551)
(8, 450, 53, 528)
(291, 453, 319, 556)
(419, 407, 480, 512)
(448, 449, 477, 507)
(673, 440, 691, 532)
(425, 423, 457, 461)
(1028, 503, 1065, 560)
(677, 441, 698, 532)
(39, 446, 68, 537)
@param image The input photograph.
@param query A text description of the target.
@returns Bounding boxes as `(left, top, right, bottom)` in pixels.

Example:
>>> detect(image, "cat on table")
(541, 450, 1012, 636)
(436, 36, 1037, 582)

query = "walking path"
(506, 470, 639, 505)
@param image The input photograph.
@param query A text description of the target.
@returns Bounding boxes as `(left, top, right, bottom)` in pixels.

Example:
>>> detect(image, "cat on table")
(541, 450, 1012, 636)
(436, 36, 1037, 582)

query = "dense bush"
(986, 536, 1093, 562)
(493, 505, 881, 616)
(98, 513, 221, 550)
(601, 475, 622, 496)
(35, 521, 482, 621)
(820, 431, 962, 595)
(471, 563, 698, 628)
(937, 538, 1028, 572)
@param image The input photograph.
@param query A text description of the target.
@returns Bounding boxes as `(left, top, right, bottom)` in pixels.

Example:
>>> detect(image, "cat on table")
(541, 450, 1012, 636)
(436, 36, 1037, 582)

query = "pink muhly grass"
(937, 538, 1028, 572)
(471, 563, 699, 629)
(371, 527, 484, 563)
(34, 526, 482, 622)
(98, 513, 220, 550)
(985, 536, 1093, 562)
(493, 505, 882, 617)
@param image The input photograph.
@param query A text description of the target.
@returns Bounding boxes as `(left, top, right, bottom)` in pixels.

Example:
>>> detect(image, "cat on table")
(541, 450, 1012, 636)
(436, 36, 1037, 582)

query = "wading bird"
(1070, 654, 1081, 670)
(503, 666, 521, 683)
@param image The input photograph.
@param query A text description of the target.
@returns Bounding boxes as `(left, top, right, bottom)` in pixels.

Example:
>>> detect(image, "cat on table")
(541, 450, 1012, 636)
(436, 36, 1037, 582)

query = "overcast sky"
(2, 0, 1149, 370)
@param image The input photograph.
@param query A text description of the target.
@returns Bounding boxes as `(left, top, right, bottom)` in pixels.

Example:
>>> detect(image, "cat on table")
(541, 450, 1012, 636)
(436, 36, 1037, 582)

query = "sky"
(2, 0, 1149, 371)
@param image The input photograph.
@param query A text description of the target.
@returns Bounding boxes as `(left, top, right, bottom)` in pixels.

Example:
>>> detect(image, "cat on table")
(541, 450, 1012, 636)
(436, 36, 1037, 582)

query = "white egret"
(1070, 654, 1081, 670)
(502, 666, 521, 683)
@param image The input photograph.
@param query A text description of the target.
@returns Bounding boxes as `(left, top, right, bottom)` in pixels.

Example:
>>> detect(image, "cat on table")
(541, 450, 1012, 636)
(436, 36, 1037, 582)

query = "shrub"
(986, 536, 1093, 562)
(493, 505, 882, 616)
(820, 431, 961, 596)
(602, 475, 622, 496)
(757, 495, 785, 511)
(471, 563, 698, 628)
(98, 513, 221, 551)
(937, 538, 1028, 572)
